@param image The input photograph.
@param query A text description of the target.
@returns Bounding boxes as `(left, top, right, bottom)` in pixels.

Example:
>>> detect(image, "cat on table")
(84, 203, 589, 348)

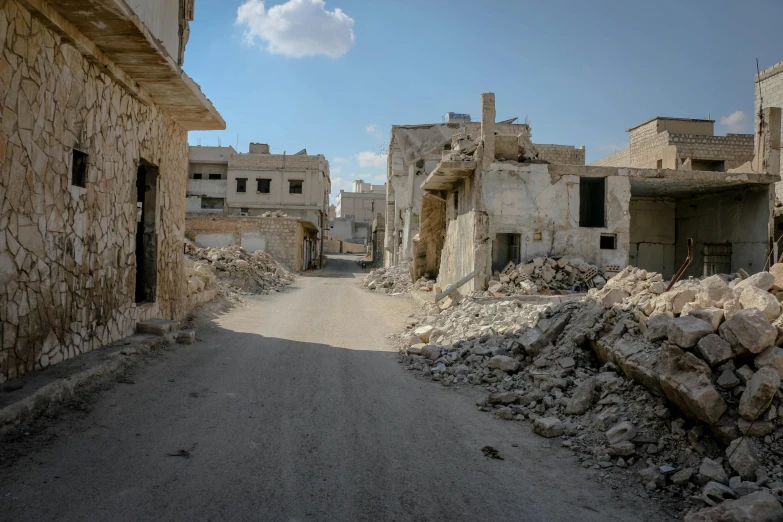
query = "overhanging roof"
(421, 160, 477, 191)
(23, 0, 224, 131)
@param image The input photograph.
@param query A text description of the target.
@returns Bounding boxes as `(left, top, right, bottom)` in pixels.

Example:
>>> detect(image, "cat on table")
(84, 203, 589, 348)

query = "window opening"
(208, 174, 221, 180)
(257, 178, 271, 193)
(703, 243, 731, 276)
(72, 149, 88, 187)
(579, 177, 606, 227)
(600, 234, 617, 250)
(289, 180, 303, 194)
(236, 178, 247, 193)
(192, 173, 202, 180)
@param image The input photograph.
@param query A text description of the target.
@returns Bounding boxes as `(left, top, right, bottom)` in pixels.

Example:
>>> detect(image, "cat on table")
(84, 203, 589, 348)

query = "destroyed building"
(384, 118, 586, 268)
(591, 117, 754, 171)
(332, 179, 386, 245)
(0, 0, 224, 382)
(411, 93, 780, 295)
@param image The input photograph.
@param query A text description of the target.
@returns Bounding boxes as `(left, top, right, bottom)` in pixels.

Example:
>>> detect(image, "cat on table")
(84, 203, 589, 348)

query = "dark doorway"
(135, 162, 158, 303)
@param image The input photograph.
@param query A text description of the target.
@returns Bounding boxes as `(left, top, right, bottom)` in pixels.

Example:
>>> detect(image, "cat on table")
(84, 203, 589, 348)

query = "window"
(492, 233, 521, 272)
(703, 243, 731, 276)
(289, 180, 303, 194)
(656, 159, 663, 169)
(201, 197, 224, 209)
(579, 177, 605, 228)
(236, 178, 247, 193)
(208, 174, 221, 180)
(444, 143, 452, 151)
(193, 173, 202, 180)
(600, 234, 617, 250)
(416, 159, 425, 169)
(240, 207, 249, 215)
(257, 178, 271, 193)
(71, 149, 88, 187)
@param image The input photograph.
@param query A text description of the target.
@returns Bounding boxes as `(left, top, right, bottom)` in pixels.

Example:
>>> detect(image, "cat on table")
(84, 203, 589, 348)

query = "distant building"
(332, 180, 386, 244)
(591, 117, 753, 171)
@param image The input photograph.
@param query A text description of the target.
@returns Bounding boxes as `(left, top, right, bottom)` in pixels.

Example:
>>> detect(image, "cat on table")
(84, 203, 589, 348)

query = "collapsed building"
(411, 93, 780, 296)
(0, 0, 224, 383)
(384, 116, 586, 268)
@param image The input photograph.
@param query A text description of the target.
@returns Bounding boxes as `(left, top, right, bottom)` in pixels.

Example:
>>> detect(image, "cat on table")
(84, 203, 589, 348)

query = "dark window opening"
(600, 234, 617, 250)
(444, 143, 452, 151)
(236, 178, 247, 193)
(579, 177, 606, 227)
(656, 159, 663, 169)
(492, 233, 521, 272)
(192, 173, 202, 180)
(416, 159, 425, 169)
(703, 243, 731, 276)
(240, 207, 249, 214)
(257, 178, 271, 193)
(289, 180, 303, 194)
(453, 190, 459, 215)
(208, 173, 221, 180)
(691, 159, 726, 172)
(135, 163, 158, 303)
(71, 149, 88, 187)
(778, 222, 783, 231)
(201, 197, 224, 209)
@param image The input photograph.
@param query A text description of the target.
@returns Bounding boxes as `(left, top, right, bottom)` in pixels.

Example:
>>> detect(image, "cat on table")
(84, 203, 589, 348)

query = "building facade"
(591, 117, 754, 171)
(332, 179, 386, 244)
(0, 0, 224, 382)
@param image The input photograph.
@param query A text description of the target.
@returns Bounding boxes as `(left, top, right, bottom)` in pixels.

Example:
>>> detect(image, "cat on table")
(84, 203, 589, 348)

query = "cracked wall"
(0, 0, 189, 382)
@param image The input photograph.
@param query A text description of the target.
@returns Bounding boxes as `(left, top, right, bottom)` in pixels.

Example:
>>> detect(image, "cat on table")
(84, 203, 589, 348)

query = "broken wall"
(629, 198, 676, 279)
(481, 163, 630, 269)
(674, 186, 773, 277)
(0, 0, 189, 382)
(437, 211, 483, 293)
(411, 193, 446, 281)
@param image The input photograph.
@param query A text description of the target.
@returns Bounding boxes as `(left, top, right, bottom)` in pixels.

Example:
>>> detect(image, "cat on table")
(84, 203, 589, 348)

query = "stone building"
(0, 0, 224, 382)
(413, 94, 780, 294)
(755, 60, 783, 235)
(591, 117, 754, 171)
(384, 118, 586, 268)
(332, 179, 386, 244)
(186, 145, 235, 213)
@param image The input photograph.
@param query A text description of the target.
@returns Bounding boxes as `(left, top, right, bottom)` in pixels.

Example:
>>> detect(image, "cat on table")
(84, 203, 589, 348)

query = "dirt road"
(0, 255, 671, 521)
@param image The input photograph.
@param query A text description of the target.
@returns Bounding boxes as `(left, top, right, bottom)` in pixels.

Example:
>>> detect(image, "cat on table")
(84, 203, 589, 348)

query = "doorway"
(135, 162, 158, 303)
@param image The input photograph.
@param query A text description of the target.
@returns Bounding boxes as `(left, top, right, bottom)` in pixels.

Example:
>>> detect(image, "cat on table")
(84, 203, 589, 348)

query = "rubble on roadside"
(360, 263, 434, 296)
(185, 243, 294, 300)
(486, 256, 607, 296)
(397, 263, 783, 519)
(260, 210, 289, 218)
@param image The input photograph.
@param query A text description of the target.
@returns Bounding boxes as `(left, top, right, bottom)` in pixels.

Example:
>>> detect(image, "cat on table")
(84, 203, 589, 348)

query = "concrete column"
(755, 107, 782, 176)
(473, 93, 495, 213)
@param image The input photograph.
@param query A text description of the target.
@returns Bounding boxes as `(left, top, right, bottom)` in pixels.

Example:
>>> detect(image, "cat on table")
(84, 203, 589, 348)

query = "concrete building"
(0, 0, 224, 382)
(384, 117, 586, 268)
(591, 117, 754, 171)
(186, 143, 331, 267)
(755, 60, 783, 235)
(332, 179, 386, 244)
(413, 94, 780, 294)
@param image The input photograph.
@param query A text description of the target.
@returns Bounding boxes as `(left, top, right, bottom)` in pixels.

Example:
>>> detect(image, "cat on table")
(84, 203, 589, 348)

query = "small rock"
(739, 286, 781, 321)
(716, 369, 740, 389)
(684, 492, 783, 522)
(726, 438, 760, 481)
(698, 457, 729, 486)
(738, 368, 780, 421)
(667, 316, 714, 348)
(175, 330, 196, 344)
(719, 309, 777, 354)
(671, 467, 695, 485)
(695, 334, 734, 367)
(533, 417, 565, 438)
(606, 421, 637, 445)
(754, 346, 783, 379)
(564, 377, 597, 415)
(488, 355, 519, 372)
(701, 481, 738, 506)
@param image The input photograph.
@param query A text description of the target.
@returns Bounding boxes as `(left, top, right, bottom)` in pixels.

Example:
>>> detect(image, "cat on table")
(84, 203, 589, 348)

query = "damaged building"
(384, 116, 586, 268)
(0, 0, 224, 382)
(332, 179, 386, 245)
(412, 94, 780, 296)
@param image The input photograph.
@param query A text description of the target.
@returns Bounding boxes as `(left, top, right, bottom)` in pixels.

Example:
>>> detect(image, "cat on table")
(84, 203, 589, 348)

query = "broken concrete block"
(413, 325, 435, 343)
(564, 377, 597, 415)
(672, 288, 698, 315)
(738, 367, 780, 421)
(606, 441, 635, 456)
(532, 257, 544, 268)
(487, 391, 519, 405)
(684, 492, 783, 522)
(420, 344, 441, 360)
(754, 346, 783, 378)
(698, 457, 728, 486)
(637, 466, 666, 488)
(407, 344, 425, 356)
(136, 319, 179, 336)
(739, 285, 781, 321)
(694, 334, 733, 367)
(175, 330, 195, 344)
(716, 369, 740, 389)
(688, 307, 724, 331)
(698, 275, 732, 308)
(605, 421, 637, 445)
(600, 288, 628, 308)
(667, 315, 713, 348)
(726, 437, 760, 481)
(770, 263, 783, 291)
(645, 313, 674, 342)
(556, 257, 569, 268)
(488, 282, 504, 294)
(488, 355, 519, 372)
(723, 297, 742, 321)
(734, 271, 775, 293)
(657, 345, 727, 425)
(533, 417, 564, 438)
(718, 309, 777, 354)
(671, 467, 694, 485)
(738, 417, 775, 437)
(701, 481, 739, 506)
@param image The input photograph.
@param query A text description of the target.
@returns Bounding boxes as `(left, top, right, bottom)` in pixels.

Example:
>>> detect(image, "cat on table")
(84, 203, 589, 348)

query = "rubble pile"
(185, 243, 294, 297)
(399, 264, 783, 519)
(487, 256, 607, 296)
(361, 263, 433, 296)
(260, 210, 289, 218)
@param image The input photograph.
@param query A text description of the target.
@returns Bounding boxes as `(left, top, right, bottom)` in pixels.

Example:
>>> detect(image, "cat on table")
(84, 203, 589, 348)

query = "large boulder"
(694, 334, 734, 367)
(770, 263, 783, 291)
(697, 457, 728, 486)
(656, 346, 727, 424)
(645, 313, 674, 342)
(688, 307, 724, 331)
(718, 309, 777, 354)
(697, 275, 732, 308)
(738, 368, 780, 421)
(734, 271, 775, 292)
(667, 316, 713, 348)
(754, 346, 783, 378)
(726, 438, 760, 481)
(739, 286, 781, 321)
(684, 492, 783, 522)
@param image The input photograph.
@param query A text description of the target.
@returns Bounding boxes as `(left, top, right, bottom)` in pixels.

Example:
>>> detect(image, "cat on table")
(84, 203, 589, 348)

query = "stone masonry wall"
(756, 61, 783, 178)
(0, 0, 188, 382)
(536, 144, 586, 165)
(185, 216, 304, 271)
(669, 133, 753, 170)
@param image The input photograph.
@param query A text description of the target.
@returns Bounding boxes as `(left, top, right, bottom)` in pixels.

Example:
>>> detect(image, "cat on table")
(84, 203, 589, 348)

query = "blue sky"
(186, 0, 783, 201)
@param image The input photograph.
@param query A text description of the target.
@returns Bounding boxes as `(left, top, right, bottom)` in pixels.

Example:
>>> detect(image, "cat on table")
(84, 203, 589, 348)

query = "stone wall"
(756, 61, 783, 177)
(0, 0, 189, 382)
(536, 144, 586, 165)
(669, 133, 754, 170)
(185, 216, 305, 271)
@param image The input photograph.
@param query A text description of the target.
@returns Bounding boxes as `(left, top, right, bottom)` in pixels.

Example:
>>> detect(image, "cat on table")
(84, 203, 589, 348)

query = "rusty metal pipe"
(665, 238, 694, 293)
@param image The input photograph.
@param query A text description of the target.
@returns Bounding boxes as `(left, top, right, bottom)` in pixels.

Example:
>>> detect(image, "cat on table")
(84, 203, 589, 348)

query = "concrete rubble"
(389, 262, 783, 519)
(184, 243, 294, 300)
(488, 256, 607, 296)
(360, 263, 434, 296)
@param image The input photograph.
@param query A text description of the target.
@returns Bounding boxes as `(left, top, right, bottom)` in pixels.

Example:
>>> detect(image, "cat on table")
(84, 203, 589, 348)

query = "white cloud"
(355, 151, 387, 168)
(236, 0, 355, 58)
(719, 110, 750, 133)
(365, 124, 381, 137)
(332, 157, 348, 163)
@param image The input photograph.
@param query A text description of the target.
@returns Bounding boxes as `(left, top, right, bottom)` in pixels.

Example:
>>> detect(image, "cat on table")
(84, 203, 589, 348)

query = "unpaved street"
(0, 256, 669, 521)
